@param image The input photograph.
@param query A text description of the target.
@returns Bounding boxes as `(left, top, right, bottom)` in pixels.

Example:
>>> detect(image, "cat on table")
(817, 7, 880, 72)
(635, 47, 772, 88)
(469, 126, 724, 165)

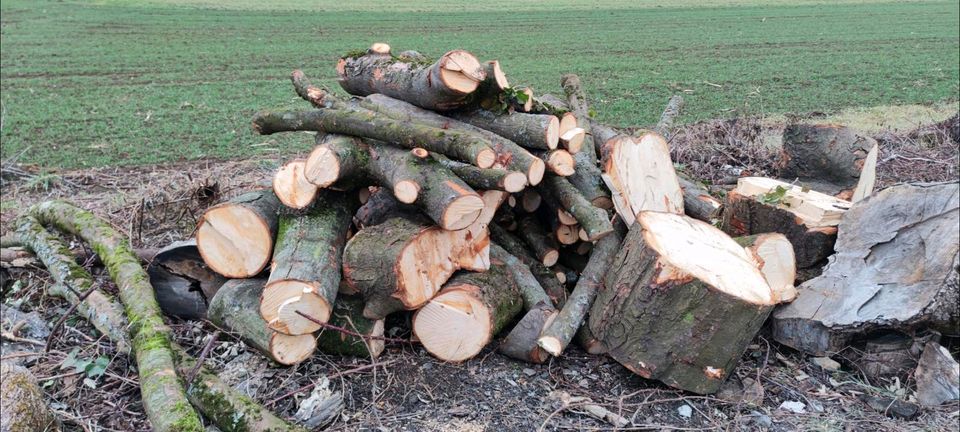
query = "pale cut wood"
(734, 177, 850, 227)
(273, 159, 319, 209)
(598, 130, 683, 226)
(559, 112, 577, 135)
(196, 189, 280, 278)
(736, 234, 798, 303)
(557, 209, 577, 226)
(555, 224, 579, 245)
(369, 42, 391, 55)
(851, 143, 879, 203)
(772, 182, 959, 355)
(560, 127, 585, 154)
(541, 149, 575, 176)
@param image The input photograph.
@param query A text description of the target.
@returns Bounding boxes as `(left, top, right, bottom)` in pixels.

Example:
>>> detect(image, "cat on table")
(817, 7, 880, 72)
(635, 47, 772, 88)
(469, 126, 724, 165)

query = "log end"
(270, 332, 319, 365)
(261, 280, 332, 335)
(369, 42, 391, 55)
(559, 112, 577, 135)
(442, 194, 485, 231)
(305, 145, 341, 188)
(476, 148, 497, 169)
(546, 116, 561, 150)
(439, 50, 485, 94)
(487, 60, 509, 90)
(537, 336, 563, 357)
(273, 160, 319, 209)
(393, 180, 421, 204)
(197, 206, 273, 278)
(414, 288, 491, 362)
(502, 172, 528, 193)
(546, 150, 575, 177)
(542, 249, 560, 267)
(560, 127, 585, 154)
(528, 159, 546, 186)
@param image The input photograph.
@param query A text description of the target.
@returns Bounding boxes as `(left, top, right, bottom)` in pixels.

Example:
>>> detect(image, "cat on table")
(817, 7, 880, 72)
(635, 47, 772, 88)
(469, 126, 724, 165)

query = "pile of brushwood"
(5, 43, 958, 432)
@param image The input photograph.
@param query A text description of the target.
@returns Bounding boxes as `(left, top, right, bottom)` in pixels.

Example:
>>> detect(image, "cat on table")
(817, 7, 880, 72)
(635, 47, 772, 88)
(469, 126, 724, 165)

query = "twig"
(1, 320, 46, 347)
(185, 330, 220, 385)
(46, 284, 100, 352)
(265, 359, 398, 407)
(294, 310, 415, 344)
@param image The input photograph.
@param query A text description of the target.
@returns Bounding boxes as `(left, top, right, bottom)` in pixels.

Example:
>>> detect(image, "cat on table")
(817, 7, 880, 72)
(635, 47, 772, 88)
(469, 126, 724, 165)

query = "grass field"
(1, 0, 957, 169)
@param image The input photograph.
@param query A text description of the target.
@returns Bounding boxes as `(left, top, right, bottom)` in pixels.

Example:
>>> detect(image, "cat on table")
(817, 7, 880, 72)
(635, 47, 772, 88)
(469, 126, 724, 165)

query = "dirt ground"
(1, 113, 958, 431)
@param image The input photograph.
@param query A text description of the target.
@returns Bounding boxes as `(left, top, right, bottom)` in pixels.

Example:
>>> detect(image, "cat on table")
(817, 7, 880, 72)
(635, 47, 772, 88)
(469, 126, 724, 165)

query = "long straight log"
(359, 94, 545, 185)
(560, 74, 613, 209)
(337, 49, 485, 111)
(450, 109, 560, 150)
(252, 109, 496, 169)
(262, 191, 358, 335)
(29, 201, 203, 432)
(539, 175, 613, 241)
(432, 154, 527, 193)
(196, 189, 281, 278)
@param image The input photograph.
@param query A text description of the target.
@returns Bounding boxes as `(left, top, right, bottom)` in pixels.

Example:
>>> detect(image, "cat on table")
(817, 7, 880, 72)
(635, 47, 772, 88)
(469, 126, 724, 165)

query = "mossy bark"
(530, 94, 570, 117)
(450, 109, 558, 150)
(316, 295, 385, 358)
(359, 94, 543, 185)
(15, 215, 132, 354)
(654, 95, 684, 139)
(0, 362, 61, 432)
(29, 200, 204, 432)
(489, 223, 567, 307)
(589, 224, 774, 394)
(490, 244, 551, 309)
(252, 109, 495, 168)
(538, 175, 613, 241)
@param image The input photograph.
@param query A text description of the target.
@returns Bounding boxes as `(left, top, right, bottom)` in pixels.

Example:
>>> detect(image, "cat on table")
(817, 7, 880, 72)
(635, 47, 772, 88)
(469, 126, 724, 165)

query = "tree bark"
(0, 363, 61, 432)
(450, 109, 560, 150)
(915, 341, 960, 407)
(196, 189, 281, 278)
(589, 212, 776, 394)
(210, 279, 317, 365)
(654, 95, 684, 139)
(262, 191, 358, 335)
(778, 123, 879, 190)
(499, 301, 557, 364)
(489, 223, 567, 307)
(432, 153, 527, 193)
(358, 93, 545, 185)
(538, 227, 623, 357)
(772, 182, 959, 355)
(29, 200, 204, 432)
(252, 109, 496, 169)
(353, 188, 422, 228)
(559, 75, 613, 210)
(677, 175, 722, 222)
(316, 295, 386, 359)
(343, 217, 488, 320)
(304, 134, 371, 189)
(413, 258, 523, 361)
(516, 216, 560, 267)
(337, 49, 485, 111)
(146, 239, 227, 320)
(538, 175, 613, 241)
(530, 94, 570, 117)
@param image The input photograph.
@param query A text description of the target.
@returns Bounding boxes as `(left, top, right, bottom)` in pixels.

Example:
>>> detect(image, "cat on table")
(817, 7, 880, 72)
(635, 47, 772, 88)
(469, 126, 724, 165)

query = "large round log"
(337, 49, 485, 111)
(316, 295, 386, 359)
(343, 217, 489, 320)
(196, 189, 281, 278)
(262, 191, 358, 335)
(589, 212, 776, 394)
(413, 258, 523, 362)
(210, 279, 317, 365)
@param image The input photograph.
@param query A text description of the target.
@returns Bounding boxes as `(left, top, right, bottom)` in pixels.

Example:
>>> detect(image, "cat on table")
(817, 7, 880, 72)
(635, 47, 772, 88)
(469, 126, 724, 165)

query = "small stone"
(522, 368, 536, 377)
(577, 379, 590, 388)
(677, 404, 692, 418)
(859, 395, 919, 420)
(741, 378, 765, 405)
(778, 401, 805, 413)
(811, 356, 841, 371)
(749, 410, 772, 429)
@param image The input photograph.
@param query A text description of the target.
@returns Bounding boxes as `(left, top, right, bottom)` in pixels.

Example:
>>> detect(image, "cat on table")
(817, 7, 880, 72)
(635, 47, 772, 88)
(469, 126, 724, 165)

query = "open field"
(1, 0, 958, 168)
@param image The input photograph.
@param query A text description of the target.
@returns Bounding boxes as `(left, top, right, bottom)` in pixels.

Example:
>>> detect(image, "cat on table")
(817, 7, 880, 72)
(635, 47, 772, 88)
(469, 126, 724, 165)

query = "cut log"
(521, 189, 542, 212)
(778, 123, 880, 190)
(210, 278, 317, 365)
(252, 109, 496, 169)
(560, 127, 585, 154)
(851, 143, 879, 203)
(539, 149, 575, 176)
(470, 60, 510, 109)
(365, 141, 484, 230)
(499, 301, 557, 364)
(555, 224, 579, 245)
(368, 42, 391, 55)
(315, 295, 386, 358)
(304, 134, 370, 189)
(450, 110, 560, 150)
(595, 125, 684, 226)
(530, 94, 570, 117)
(197, 189, 281, 278)
(590, 212, 776, 394)
(734, 234, 798, 303)
(558, 113, 578, 136)
(539, 175, 614, 241)
(146, 239, 227, 320)
(353, 187, 420, 228)
(1, 362, 61, 432)
(677, 175, 722, 222)
(336, 49, 485, 111)
(723, 177, 849, 268)
(273, 159, 319, 209)
(556, 208, 577, 226)
(772, 182, 959, 355)
(538, 227, 623, 357)
(489, 223, 567, 307)
(358, 93, 545, 185)
(654, 95, 684, 138)
(517, 216, 560, 267)
(262, 191, 358, 335)
(343, 217, 489, 319)
(29, 201, 204, 431)
(915, 341, 960, 406)
(560, 75, 612, 210)
(413, 258, 523, 362)
(433, 154, 526, 193)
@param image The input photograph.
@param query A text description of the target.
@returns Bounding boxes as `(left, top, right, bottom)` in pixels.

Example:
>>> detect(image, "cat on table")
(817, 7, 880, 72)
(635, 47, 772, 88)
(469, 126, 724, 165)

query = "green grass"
(1, 0, 957, 168)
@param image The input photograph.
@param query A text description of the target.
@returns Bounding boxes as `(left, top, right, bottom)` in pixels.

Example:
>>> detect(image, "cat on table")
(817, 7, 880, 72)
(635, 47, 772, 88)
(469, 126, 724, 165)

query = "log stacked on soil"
(262, 191, 358, 335)
(337, 49, 486, 111)
(413, 257, 523, 361)
(772, 182, 959, 355)
(196, 189, 281, 278)
(316, 295, 386, 358)
(590, 212, 777, 394)
(209, 278, 317, 365)
(778, 123, 879, 191)
(451, 109, 560, 150)
(723, 177, 849, 268)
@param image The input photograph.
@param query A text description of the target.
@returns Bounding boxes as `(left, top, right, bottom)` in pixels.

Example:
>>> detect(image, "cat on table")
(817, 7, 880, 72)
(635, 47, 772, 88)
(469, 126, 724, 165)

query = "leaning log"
(499, 301, 557, 364)
(337, 49, 485, 111)
(262, 191, 358, 335)
(560, 74, 613, 209)
(432, 154, 527, 193)
(451, 110, 560, 150)
(590, 212, 777, 394)
(210, 279, 317, 365)
(196, 189, 281, 278)
(772, 182, 959, 355)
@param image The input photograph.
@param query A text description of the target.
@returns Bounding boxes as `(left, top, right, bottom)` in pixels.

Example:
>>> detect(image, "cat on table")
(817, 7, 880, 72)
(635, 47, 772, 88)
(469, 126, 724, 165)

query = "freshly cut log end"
(304, 145, 340, 188)
(196, 190, 280, 278)
(543, 150, 575, 177)
(270, 332, 319, 365)
(261, 280, 331, 334)
(736, 234, 798, 303)
(560, 127, 585, 153)
(557, 209, 577, 226)
(443, 194, 486, 231)
(518, 87, 534, 112)
(517, 216, 560, 267)
(600, 131, 683, 225)
(546, 116, 561, 149)
(851, 143, 879, 203)
(305, 134, 370, 189)
(393, 180, 421, 204)
(486, 60, 509, 90)
(527, 158, 546, 186)
(475, 148, 497, 170)
(559, 112, 577, 135)
(590, 211, 775, 394)
(410, 147, 430, 159)
(369, 42, 391, 55)
(273, 159, 319, 209)
(438, 50, 485, 94)
(555, 224, 579, 245)
(502, 172, 528, 193)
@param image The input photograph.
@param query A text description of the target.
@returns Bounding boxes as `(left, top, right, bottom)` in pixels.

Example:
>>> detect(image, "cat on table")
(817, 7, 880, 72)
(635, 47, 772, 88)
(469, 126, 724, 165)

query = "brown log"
(197, 189, 281, 278)
(589, 212, 776, 394)
(521, 189, 542, 212)
(337, 49, 485, 111)
(538, 175, 613, 241)
(146, 239, 226, 320)
(555, 224, 579, 245)
(450, 110, 560, 150)
(262, 191, 358, 335)
(560, 74, 613, 210)
(413, 257, 523, 362)
(499, 301, 557, 364)
(677, 175, 722, 222)
(516, 216, 560, 267)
